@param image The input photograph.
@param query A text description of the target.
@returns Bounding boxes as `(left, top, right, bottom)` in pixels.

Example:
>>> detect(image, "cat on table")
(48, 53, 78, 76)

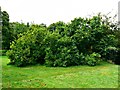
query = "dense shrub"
(6, 13, 119, 67)
(69, 14, 117, 60)
(44, 32, 80, 67)
(85, 52, 101, 66)
(47, 21, 67, 37)
(113, 28, 120, 64)
(7, 26, 48, 66)
(104, 46, 120, 64)
(115, 48, 120, 64)
(95, 35, 118, 59)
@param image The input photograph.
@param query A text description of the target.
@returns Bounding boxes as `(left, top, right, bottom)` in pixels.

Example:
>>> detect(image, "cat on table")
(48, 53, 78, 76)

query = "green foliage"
(96, 34, 117, 59)
(9, 22, 29, 42)
(47, 21, 66, 36)
(7, 26, 48, 66)
(69, 14, 117, 60)
(6, 13, 119, 67)
(85, 52, 101, 66)
(0, 50, 7, 56)
(2, 10, 30, 50)
(113, 28, 120, 64)
(104, 46, 118, 63)
(2, 11, 10, 50)
(45, 34, 80, 67)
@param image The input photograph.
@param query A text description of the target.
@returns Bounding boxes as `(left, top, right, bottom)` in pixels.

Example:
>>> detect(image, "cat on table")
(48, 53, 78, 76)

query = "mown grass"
(1, 56, 118, 88)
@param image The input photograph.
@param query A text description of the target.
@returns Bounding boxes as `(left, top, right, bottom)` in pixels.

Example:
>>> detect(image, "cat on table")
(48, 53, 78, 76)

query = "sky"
(1, 0, 119, 25)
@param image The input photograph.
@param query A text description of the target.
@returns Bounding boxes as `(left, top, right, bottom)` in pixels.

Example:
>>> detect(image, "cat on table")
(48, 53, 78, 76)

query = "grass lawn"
(1, 56, 119, 88)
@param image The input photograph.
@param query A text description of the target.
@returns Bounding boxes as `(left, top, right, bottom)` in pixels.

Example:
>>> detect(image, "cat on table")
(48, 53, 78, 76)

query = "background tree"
(9, 22, 29, 42)
(2, 11, 10, 50)
(0, 7, 2, 49)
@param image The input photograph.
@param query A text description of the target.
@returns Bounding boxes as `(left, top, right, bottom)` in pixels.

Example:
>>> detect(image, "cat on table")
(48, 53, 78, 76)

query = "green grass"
(1, 56, 118, 88)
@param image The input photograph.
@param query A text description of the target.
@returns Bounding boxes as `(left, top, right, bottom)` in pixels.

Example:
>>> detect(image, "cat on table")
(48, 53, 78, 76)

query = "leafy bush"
(45, 33, 80, 67)
(104, 46, 119, 64)
(7, 26, 48, 66)
(6, 13, 119, 67)
(85, 53, 101, 66)
(69, 14, 117, 60)
(115, 48, 120, 64)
